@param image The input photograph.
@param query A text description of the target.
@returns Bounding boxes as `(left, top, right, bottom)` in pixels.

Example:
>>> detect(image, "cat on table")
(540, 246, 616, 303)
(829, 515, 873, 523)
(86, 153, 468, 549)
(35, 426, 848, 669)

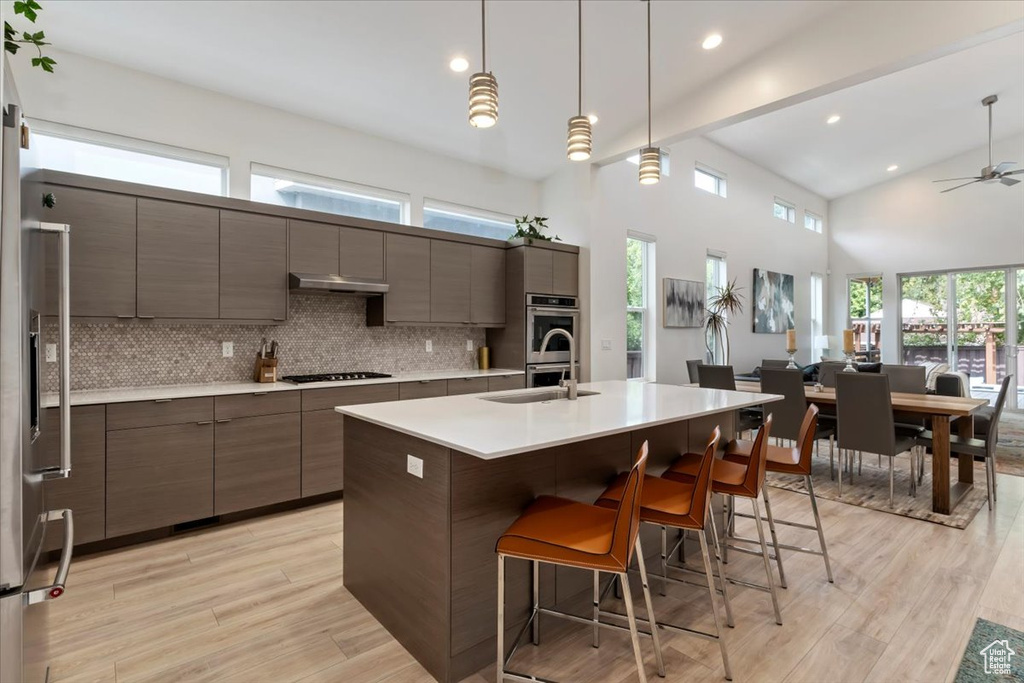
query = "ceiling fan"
(933, 94, 1023, 193)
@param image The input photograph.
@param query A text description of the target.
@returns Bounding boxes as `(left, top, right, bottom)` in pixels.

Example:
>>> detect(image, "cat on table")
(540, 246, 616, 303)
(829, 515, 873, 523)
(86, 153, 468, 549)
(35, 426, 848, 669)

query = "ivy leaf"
(5, 41, 19, 55)
(31, 31, 44, 41)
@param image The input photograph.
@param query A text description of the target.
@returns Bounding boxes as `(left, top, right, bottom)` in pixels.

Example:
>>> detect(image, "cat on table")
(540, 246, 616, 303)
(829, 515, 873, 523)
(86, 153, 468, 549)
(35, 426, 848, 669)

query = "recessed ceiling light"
(887, 164, 899, 172)
(449, 57, 469, 73)
(826, 115, 841, 125)
(702, 34, 723, 50)
(587, 113, 599, 124)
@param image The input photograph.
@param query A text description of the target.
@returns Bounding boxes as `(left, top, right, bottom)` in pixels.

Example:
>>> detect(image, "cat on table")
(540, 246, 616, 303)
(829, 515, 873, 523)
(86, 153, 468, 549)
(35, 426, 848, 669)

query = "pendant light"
(566, 0, 592, 161)
(469, 0, 498, 128)
(638, 0, 661, 185)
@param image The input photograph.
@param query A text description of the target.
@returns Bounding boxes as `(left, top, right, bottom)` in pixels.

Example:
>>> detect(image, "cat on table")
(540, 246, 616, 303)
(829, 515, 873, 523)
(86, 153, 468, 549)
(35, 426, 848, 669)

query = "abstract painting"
(663, 278, 704, 328)
(752, 268, 795, 333)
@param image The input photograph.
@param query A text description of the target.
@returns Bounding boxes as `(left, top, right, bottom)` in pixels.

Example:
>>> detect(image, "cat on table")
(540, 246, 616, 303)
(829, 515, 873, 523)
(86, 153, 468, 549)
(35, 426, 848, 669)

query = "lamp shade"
(469, 72, 498, 128)
(638, 147, 661, 184)
(567, 115, 592, 161)
(814, 335, 833, 349)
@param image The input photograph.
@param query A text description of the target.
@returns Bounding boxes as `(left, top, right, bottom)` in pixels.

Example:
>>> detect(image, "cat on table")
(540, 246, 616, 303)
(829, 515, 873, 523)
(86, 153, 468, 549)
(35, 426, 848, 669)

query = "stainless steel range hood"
(288, 272, 389, 295)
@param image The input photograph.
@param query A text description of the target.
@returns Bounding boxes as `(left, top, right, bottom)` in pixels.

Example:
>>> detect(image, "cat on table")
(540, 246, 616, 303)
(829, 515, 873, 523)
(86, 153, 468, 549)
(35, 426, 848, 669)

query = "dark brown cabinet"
(446, 377, 489, 396)
(487, 374, 526, 392)
(106, 421, 214, 537)
(43, 185, 137, 318)
(289, 220, 339, 275)
(41, 405, 106, 550)
(340, 227, 384, 281)
(399, 380, 448, 400)
(523, 247, 577, 296)
(383, 234, 431, 322)
(471, 246, 505, 324)
(301, 409, 344, 497)
(214, 412, 301, 514)
(430, 241, 472, 323)
(220, 211, 288, 321)
(137, 199, 220, 319)
(552, 251, 579, 296)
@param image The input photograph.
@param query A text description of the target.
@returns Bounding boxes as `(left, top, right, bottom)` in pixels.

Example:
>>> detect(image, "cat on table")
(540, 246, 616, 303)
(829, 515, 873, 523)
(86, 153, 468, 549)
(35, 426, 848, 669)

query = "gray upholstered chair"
(934, 373, 965, 397)
(917, 374, 1012, 509)
(686, 359, 705, 384)
(760, 359, 791, 371)
(835, 373, 918, 507)
(881, 364, 926, 394)
(817, 361, 851, 388)
(760, 368, 836, 471)
(697, 365, 762, 436)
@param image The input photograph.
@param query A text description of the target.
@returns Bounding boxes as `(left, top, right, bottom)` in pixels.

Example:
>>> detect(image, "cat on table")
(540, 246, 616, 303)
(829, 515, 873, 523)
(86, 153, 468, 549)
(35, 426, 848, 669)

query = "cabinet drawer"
(399, 380, 448, 400)
(215, 413, 301, 514)
(106, 397, 214, 430)
(106, 422, 214, 537)
(302, 383, 400, 412)
(488, 375, 526, 392)
(446, 377, 489, 396)
(302, 409, 344, 497)
(215, 391, 300, 419)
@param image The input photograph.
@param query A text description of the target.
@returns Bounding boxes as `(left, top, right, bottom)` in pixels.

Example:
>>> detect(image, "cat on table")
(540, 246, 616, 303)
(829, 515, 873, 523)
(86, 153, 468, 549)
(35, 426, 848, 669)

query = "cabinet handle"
(273, 318, 286, 322)
(216, 418, 232, 423)
(138, 315, 155, 320)
(252, 392, 268, 396)
(418, 380, 430, 384)
(154, 399, 173, 403)
(196, 421, 213, 425)
(116, 315, 133, 319)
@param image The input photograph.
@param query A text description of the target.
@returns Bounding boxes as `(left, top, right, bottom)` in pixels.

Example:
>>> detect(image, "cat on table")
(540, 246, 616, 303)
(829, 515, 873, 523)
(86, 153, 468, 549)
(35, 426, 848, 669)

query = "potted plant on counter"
(705, 278, 743, 365)
(508, 215, 561, 245)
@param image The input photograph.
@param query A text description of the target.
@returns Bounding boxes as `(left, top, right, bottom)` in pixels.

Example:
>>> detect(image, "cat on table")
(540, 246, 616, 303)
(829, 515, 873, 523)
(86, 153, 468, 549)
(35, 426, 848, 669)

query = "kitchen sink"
(482, 389, 600, 404)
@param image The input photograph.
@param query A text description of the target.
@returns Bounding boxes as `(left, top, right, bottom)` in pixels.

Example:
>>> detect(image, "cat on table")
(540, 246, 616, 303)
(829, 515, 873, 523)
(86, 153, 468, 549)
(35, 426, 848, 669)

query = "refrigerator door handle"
(37, 222, 71, 480)
(24, 509, 73, 605)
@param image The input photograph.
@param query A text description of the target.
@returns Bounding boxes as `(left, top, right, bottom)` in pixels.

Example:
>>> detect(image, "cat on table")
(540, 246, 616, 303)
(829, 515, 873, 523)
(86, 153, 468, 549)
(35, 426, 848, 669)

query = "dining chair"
(881, 364, 927, 472)
(916, 374, 1012, 510)
(760, 359, 792, 371)
(687, 359, 705, 384)
(817, 361, 851, 388)
(760, 368, 835, 469)
(698, 365, 762, 436)
(935, 373, 965, 397)
(835, 373, 918, 507)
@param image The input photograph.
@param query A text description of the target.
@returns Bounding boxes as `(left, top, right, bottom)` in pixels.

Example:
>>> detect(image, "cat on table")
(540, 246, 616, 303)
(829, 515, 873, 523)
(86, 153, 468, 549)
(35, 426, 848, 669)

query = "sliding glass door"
(848, 275, 882, 362)
(954, 270, 1007, 399)
(900, 274, 948, 366)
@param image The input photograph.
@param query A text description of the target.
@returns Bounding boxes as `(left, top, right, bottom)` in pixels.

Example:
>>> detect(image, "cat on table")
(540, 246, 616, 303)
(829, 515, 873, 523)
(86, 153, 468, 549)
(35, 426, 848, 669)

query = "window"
(25, 120, 227, 195)
(706, 251, 727, 363)
(422, 200, 515, 240)
(804, 211, 823, 233)
(811, 273, 824, 360)
(627, 235, 656, 380)
(773, 198, 796, 223)
(848, 275, 883, 361)
(694, 164, 727, 197)
(251, 164, 409, 223)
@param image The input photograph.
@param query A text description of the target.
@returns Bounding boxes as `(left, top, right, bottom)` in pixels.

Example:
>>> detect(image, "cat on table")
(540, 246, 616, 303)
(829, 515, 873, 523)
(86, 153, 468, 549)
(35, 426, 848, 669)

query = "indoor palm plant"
(705, 278, 744, 365)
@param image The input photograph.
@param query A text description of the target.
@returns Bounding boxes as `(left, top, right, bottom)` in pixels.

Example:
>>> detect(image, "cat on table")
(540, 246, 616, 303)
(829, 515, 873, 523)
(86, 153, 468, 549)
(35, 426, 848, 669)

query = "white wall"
(544, 137, 830, 384)
(10, 49, 540, 224)
(827, 133, 1024, 362)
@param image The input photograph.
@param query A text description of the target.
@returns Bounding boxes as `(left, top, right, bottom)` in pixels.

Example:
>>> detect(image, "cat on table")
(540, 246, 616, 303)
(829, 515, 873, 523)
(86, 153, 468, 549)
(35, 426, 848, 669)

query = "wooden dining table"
(727, 381, 989, 515)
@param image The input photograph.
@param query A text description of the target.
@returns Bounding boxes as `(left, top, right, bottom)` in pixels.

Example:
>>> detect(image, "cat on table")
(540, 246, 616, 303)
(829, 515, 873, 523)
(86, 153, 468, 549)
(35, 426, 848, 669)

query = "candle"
(786, 329, 796, 352)
(843, 329, 855, 354)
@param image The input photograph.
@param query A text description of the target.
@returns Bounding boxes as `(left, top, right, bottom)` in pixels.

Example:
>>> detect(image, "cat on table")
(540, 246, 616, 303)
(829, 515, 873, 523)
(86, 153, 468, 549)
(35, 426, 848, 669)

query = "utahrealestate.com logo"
(980, 639, 1016, 675)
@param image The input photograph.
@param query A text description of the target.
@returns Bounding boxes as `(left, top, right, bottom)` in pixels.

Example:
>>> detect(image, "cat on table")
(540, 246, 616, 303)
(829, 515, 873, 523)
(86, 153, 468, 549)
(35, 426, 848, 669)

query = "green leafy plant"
(705, 278, 744, 365)
(509, 215, 560, 244)
(5, 1, 56, 73)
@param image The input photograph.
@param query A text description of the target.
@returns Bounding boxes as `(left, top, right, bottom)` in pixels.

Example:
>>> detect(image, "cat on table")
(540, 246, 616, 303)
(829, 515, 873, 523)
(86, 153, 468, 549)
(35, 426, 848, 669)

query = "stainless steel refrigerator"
(1, 58, 74, 682)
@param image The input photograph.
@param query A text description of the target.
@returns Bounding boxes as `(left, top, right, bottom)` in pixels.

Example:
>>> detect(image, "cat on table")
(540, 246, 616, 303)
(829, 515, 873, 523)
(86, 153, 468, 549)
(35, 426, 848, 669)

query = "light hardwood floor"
(40, 472, 1024, 683)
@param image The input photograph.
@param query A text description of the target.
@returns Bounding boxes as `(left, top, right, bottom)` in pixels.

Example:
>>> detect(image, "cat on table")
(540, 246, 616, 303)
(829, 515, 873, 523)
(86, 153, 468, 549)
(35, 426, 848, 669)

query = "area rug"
(953, 618, 1024, 682)
(768, 447, 989, 529)
(997, 411, 1024, 477)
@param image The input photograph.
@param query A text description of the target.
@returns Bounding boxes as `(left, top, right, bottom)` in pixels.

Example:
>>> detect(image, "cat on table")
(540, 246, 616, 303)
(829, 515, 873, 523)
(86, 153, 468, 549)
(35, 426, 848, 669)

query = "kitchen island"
(336, 380, 780, 682)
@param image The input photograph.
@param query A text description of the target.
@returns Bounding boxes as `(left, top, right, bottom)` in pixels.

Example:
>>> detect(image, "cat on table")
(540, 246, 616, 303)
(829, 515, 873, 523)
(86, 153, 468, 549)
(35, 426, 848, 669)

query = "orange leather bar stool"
(723, 404, 834, 583)
(663, 415, 783, 625)
(495, 442, 665, 683)
(595, 427, 734, 681)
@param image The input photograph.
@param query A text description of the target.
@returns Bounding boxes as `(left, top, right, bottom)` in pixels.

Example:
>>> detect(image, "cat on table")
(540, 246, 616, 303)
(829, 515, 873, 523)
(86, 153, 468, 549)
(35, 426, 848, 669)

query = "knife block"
(253, 355, 278, 383)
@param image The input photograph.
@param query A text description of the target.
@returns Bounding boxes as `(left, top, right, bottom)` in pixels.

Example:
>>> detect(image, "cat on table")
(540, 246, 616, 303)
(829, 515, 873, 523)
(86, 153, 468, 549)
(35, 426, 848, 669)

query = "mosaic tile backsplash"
(45, 294, 486, 391)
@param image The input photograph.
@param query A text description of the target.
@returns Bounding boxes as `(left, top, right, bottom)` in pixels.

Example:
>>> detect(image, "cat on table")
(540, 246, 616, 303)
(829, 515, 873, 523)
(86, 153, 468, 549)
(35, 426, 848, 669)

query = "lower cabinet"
(42, 405, 106, 551)
(106, 422, 214, 537)
(215, 412, 301, 514)
(301, 409, 344, 497)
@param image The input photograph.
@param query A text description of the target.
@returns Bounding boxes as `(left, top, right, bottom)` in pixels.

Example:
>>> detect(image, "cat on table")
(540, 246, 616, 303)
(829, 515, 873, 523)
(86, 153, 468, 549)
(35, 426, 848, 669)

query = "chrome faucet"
(539, 328, 577, 399)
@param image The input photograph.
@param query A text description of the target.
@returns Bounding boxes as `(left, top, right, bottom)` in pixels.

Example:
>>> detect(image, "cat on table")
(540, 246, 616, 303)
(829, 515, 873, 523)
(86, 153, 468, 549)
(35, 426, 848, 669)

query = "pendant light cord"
(577, 0, 583, 116)
(646, 0, 652, 146)
(481, 0, 487, 73)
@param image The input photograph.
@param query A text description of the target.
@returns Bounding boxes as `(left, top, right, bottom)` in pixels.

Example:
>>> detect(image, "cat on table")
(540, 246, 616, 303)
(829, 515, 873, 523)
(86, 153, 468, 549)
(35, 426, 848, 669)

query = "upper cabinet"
(380, 234, 431, 322)
(43, 185, 137, 318)
(524, 246, 577, 297)
(289, 219, 339, 275)
(552, 250, 579, 297)
(339, 227, 384, 281)
(470, 246, 505, 325)
(137, 199, 220, 319)
(220, 211, 288, 321)
(430, 241, 471, 324)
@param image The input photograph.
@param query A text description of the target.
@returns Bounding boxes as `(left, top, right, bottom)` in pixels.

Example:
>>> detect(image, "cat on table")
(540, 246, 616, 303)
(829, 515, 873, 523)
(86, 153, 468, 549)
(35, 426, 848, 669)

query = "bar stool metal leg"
(760, 486, 787, 589)
(707, 511, 734, 628)
(497, 555, 505, 683)
(660, 526, 668, 597)
(532, 560, 540, 646)
(620, 571, 649, 683)
(751, 497, 783, 625)
(805, 475, 834, 583)
(592, 571, 601, 648)
(634, 537, 666, 678)
(698, 528, 733, 681)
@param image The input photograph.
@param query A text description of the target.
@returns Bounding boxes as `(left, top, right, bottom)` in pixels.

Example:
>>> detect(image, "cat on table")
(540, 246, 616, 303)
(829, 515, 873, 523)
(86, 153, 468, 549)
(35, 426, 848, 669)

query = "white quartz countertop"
(336, 380, 782, 459)
(43, 368, 523, 408)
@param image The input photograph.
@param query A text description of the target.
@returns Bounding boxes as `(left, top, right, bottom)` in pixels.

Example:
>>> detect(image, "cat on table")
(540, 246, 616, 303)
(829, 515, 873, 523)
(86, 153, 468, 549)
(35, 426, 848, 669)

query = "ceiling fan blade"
(940, 179, 984, 193)
(1003, 169, 1024, 176)
(993, 161, 1017, 174)
(932, 177, 982, 183)
(1001, 177, 1021, 187)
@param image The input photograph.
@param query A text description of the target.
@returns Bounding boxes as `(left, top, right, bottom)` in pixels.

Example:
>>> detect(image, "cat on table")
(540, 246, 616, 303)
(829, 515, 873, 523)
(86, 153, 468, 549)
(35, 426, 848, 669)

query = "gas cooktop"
(280, 372, 392, 384)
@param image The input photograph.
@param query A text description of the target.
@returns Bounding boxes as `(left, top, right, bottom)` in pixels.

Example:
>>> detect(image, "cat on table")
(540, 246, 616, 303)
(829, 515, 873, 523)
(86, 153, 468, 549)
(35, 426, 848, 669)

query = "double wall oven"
(525, 294, 579, 387)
